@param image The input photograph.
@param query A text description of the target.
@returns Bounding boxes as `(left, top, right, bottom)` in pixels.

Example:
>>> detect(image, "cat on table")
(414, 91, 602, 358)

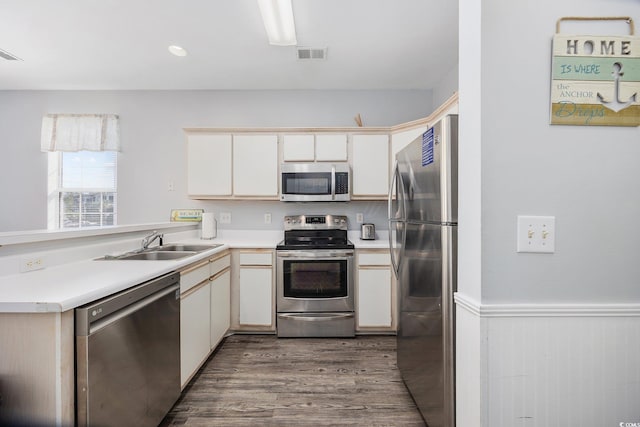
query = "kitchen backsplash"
(192, 200, 388, 231)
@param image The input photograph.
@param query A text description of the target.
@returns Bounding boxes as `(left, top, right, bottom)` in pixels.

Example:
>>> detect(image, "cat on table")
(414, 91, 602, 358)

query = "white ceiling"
(0, 0, 459, 91)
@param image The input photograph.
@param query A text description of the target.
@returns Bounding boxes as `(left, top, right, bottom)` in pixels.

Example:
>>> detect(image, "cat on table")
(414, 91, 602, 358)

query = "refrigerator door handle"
(388, 222, 400, 279)
(388, 161, 406, 279)
(388, 160, 398, 221)
(388, 162, 399, 278)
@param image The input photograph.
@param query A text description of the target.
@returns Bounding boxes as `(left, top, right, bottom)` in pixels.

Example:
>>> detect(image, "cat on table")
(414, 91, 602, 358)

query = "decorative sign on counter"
(550, 17, 639, 126)
(170, 209, 204, 222)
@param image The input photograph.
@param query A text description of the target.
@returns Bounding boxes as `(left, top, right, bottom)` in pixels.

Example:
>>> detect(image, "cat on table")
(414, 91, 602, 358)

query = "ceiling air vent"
(0, 48, 21, 61)
(297, 47, 327, 60)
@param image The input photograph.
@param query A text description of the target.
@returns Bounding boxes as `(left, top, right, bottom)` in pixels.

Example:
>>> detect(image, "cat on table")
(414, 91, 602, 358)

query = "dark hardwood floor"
(161, 334, 426, 426)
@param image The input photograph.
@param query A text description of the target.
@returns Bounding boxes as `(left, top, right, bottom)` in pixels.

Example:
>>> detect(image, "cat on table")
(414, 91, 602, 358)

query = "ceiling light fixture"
(168, 45, 188, 57)
(257, 0, 297, 46)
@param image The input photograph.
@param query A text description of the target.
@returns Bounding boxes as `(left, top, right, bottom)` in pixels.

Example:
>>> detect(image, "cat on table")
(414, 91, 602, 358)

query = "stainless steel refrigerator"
(389, 115, 458, 427)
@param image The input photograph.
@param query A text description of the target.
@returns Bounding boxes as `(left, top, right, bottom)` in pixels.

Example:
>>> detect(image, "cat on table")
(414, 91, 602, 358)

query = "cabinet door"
(357, 267, 392, 327)
(315, 134, 347, 161)
(180, 283, 211, 388)
(352, 134, 389, 197)
(239, 267, 272, 326)
(210, 270, 231, 349)
(233, 135, 278, 196)
(283, 134, 315, 161)
(187, 134, 232, 196)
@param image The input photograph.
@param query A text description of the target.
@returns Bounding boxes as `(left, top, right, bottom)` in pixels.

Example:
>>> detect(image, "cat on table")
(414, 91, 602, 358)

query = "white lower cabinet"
(180, 251, 231, 388)
(356, 251, 395, 332)
(357, 268, 392, 327)
(239, 267, 272, 326)
(210, 270, 231, 348)
(233, 250, 274, 329)
(180, 282, 211, 388)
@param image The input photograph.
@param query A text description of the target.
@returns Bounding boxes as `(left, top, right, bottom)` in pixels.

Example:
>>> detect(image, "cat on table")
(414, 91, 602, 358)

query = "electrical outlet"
(167, 181, 174, 192)
(219, 212, 232, 224)
(356, 213, 364, 223)
(517, 215, 555, 253)
(20, 257, 46, 272)
(264, 213, 272, 224)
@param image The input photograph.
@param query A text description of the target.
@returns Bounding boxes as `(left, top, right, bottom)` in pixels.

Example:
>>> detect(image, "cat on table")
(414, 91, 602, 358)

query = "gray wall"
(459, 0, 640, 303)
(432, 63, 459, 111)
(0, 90, 432, 232)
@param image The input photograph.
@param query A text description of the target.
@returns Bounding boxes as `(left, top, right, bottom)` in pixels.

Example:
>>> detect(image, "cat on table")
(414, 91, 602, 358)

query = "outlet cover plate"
(20, 257, 46, 272)
(219, 212, 231, 224)
(517, 215, 555, 253)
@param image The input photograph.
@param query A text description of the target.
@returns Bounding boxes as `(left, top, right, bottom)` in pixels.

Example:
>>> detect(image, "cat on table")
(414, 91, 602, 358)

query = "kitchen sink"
(113, 251, 196, 260)
(150, 244, 222, 252)
(96, 242, 222, 261)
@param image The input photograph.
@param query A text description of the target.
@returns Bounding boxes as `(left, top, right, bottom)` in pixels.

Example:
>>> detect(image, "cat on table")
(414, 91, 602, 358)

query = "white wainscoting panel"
(455, 293, 640, 427)
(455, 303, 485, 427)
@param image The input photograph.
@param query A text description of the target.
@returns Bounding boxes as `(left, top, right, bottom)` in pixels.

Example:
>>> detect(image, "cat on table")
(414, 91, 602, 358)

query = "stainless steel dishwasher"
(75, 272, 181, 427)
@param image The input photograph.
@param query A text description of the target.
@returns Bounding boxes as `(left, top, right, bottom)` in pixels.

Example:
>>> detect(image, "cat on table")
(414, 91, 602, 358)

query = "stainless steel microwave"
(280, 163, 350, 202)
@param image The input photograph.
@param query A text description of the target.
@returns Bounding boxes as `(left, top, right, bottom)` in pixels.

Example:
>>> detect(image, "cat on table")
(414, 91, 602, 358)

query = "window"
(48, 151, 117, 229)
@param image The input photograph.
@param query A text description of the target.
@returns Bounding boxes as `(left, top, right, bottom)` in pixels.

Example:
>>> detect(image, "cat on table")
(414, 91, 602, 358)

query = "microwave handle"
(331, 165, 336, 200)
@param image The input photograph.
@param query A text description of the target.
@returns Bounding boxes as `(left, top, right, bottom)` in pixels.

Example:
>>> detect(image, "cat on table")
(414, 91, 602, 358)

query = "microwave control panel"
(335, 173, 349, 194)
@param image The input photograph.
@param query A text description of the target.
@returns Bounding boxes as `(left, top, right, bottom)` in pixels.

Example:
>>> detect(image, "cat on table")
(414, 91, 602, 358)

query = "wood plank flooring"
(160, 335, 426, 426)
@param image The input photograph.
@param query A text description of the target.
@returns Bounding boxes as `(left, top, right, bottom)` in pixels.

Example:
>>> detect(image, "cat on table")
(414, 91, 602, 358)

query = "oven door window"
(283, 259, 348, 298)
(282, 172, 331, 195)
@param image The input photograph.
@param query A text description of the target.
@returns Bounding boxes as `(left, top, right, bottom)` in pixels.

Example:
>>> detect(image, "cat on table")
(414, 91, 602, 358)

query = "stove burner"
(277, 214, 354, 250)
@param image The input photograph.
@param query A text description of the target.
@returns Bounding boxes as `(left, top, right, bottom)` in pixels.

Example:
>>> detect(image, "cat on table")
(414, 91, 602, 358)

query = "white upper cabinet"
(187, 134, 232, 196)
(391, 127, 427, 159)
(233, 135, 278, 196)
(283, 134, 315, 161)
(315, 134, 348, 161)
(352, 134, 390, 198)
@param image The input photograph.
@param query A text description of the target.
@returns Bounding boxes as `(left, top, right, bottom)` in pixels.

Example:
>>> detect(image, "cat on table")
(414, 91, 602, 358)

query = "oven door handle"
(277, 313, 354, 322)
(276, 250, 354, 258)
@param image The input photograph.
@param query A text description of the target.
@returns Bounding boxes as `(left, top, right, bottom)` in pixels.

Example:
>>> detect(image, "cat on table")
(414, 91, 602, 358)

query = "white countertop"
(0, 230, 389, 313)
(0, 242, 229, 313)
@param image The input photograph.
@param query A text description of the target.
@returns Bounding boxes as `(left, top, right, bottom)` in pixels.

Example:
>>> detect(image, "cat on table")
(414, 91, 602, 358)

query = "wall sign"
(550, 17, 640, 126)
(170, 209, 203, 222)
(422, 127, 434, 166)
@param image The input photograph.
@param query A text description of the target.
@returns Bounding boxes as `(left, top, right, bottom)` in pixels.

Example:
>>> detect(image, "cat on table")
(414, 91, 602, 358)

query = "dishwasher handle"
(76, 272, 179, 336)
(86, 283, 179, 335)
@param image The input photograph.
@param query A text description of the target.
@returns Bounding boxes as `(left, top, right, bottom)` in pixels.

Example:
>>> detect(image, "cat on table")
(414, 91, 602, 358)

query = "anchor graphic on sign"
(597, 62, 638, 113)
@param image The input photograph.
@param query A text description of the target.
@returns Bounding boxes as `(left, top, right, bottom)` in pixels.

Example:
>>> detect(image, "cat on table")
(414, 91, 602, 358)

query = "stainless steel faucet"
(141, 231, 164, 250)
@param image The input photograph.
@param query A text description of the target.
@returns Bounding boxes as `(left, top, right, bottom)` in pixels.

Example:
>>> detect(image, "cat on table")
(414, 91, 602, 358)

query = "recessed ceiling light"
(168, 45, 188, 57)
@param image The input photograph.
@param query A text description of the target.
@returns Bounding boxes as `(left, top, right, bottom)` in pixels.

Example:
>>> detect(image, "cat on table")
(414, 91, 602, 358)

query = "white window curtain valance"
(40, 114, 120, 152)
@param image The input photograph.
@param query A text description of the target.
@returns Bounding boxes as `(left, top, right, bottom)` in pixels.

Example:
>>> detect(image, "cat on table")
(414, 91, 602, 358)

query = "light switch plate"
(517, 215, 555, 253)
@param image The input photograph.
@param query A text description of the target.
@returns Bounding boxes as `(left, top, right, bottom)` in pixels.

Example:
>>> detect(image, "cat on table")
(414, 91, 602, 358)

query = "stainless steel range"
(276, 214, 355, 338)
